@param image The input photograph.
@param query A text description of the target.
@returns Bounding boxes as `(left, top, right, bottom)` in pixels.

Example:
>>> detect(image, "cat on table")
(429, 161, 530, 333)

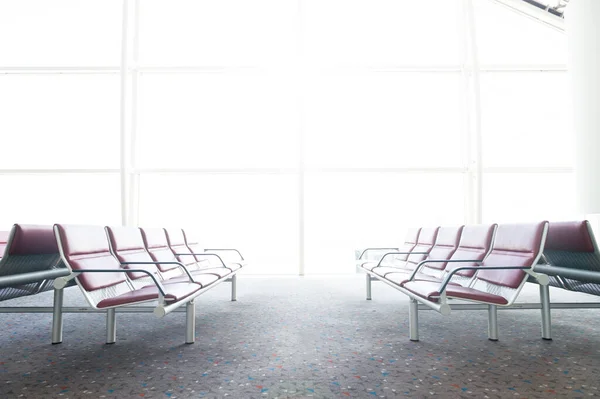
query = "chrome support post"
(539, 284, 552, 340)
(488, 304, 498, 341)
(185, 300, 196, 344)
(231, 274, 237, 302)
(51, 288, 64, 344)
(409, 298, 419, 341)
(106, 308, 116, 344)
(366, 273, 372, 300)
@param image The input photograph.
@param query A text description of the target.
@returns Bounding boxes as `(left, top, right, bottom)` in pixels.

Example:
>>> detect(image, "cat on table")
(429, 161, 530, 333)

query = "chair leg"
(366, 273, 372, 300)
(51, 288, 64, 344)
(539, 284, 552, 340)
(488, 304, 498, 341)
(409, 298, 419, 341)
(231, 274, 237, 302)
(106, 308, 116, 344)
(186, 300, 196, 344)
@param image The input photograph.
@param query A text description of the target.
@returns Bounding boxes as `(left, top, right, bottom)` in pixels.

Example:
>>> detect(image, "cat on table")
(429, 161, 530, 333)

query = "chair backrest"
(444, 223, 497, 278)
(182, 229, 208, 263)
(140, 227, 181, 273)
(406, 227, 439, 265)
(106, 226, 162, 281)
(542, 221, 599, 268)
(421, 225, 463, 271)
(54, 224, 125, 292)
(0, 224, 68, 301)
(165, 228, 197, 267)
(395, 228, 421, 262)
(538, 220, 600, 294)
(0, 224, 65, 276)
(476, 221, 548, 290)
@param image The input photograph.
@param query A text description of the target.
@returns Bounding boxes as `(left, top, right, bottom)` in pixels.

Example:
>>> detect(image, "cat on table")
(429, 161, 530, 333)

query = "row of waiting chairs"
(0, 224, 246, 345)
(358, 222, 550, 341)
(358, 220, 600, 342)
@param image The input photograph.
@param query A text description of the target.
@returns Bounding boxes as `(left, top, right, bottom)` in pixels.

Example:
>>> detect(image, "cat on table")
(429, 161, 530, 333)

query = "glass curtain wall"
(0, 1, 123, 227)
(0, 0, 575, 274)
(475, 0, 574, 223)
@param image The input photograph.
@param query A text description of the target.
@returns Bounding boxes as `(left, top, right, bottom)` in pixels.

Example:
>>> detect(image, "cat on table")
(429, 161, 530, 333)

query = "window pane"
(480, 72, 573, 168)
(304, 172, 465, 274)
(139, 0, 296, 67)
(0, 74, 120, 169)
(0, 0, 121, 67)
(138, 174, 299, 274)
(137, 72, 297, 169)
(304, 72, 463, 168)
(0, 173, 121, 227)
(304, 0, 460, 67)
(482, 172, 576, 223)
(474, 0, 567, 66)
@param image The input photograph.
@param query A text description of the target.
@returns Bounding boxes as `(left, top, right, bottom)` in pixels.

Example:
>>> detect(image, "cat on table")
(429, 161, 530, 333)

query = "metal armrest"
(0, 269, 71, 289)
(408, 259, 484, 281)
(534, 264, 600, 284)
(120, 261, 195, 283)
(376, 251, 429, 268)
(358, 247, 399, 260)
(204, 248, 245, 261)
(176, 253, 227, 268)
(437, 266, 532, 296)
(74, 268, 168, 297)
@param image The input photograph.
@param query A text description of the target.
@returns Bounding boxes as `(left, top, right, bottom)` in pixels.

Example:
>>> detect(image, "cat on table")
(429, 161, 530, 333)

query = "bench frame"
(49, 224, 245, 345)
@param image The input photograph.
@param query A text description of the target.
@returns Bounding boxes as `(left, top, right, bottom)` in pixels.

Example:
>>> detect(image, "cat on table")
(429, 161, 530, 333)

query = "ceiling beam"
(491, 0, 565, 31)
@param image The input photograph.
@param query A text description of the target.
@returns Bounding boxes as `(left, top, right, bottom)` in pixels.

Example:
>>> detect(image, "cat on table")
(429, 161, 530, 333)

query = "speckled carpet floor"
(1, 275, 600, 398)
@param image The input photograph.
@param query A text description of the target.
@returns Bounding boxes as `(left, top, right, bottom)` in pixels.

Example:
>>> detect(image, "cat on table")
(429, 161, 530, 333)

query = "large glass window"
(138, 0, 296, 67)
(137, 72, 297, 169)
(0, 0, 121, 67)
(0, 1, 121, 229)
(303, 0, 461, 67)
(304, 73, 463, 169)
(474, 0, 567, 66)
(0, 174, 121, 227)
(482, 173, 575, 223)
(0, 74, 120, 169)
(0, 0, 576, 274)
(480, 71, 572, 168)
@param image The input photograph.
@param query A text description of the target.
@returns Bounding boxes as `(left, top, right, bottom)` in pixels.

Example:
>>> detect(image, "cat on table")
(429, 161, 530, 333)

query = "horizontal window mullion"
(0, 66, 120, 74)
(134, 167, 468, 175)
(135, 168, 298, 175)
(479, 65, 567, 72)
(483, 166, 573, 173)
(0, 169, 120, 175)
(305, 167, 466, 174)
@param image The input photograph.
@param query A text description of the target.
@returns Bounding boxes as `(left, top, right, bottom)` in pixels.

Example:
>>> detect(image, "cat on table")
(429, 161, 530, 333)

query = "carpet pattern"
(1, 276, 599, 398)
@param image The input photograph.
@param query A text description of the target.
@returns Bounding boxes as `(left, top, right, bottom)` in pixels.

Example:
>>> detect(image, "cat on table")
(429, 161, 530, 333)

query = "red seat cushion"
(194, 267, 232, 278)
(166, 272, 220, 287)
(359, 261, 377, 271)
(386, 272, 442, 286)
(96, 282, 202, 308)
(224, 262, 243, 271)
(386, 272, 463, 287)
(372, 266, 412, 278)
(402, 281, 509, 305)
